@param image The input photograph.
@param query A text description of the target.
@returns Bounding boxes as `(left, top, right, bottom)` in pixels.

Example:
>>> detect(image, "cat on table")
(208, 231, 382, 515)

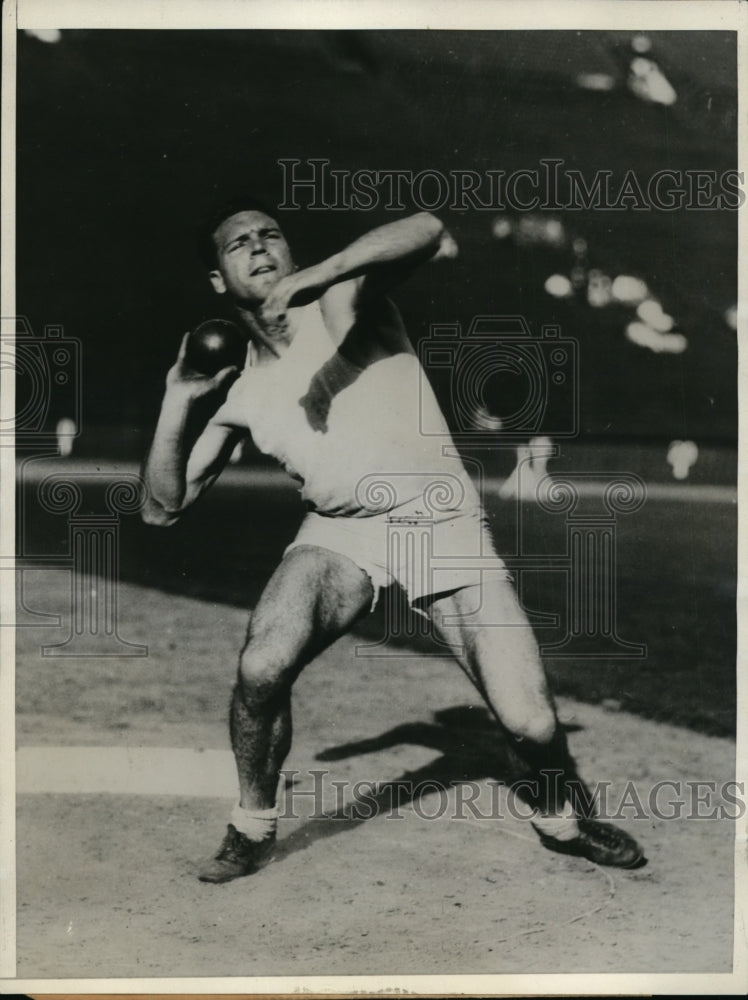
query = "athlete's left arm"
(261, 212, 457, 321)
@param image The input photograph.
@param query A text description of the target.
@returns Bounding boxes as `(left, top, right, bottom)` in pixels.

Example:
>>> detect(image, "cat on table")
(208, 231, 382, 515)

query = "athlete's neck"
(235, 303, 292, 360)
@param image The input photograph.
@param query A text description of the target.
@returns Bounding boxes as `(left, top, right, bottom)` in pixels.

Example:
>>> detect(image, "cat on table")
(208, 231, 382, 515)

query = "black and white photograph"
(1, 0, 746, 994)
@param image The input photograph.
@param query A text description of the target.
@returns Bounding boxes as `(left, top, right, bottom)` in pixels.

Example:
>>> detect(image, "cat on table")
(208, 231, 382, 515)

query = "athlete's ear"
(209, 270, 227, 295)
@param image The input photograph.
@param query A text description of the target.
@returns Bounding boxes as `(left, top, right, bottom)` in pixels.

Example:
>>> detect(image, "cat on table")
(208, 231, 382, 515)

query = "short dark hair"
(196, 195, 279, 270)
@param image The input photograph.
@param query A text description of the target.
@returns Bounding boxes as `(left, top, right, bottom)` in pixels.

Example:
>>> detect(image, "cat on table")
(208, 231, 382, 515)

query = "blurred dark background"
(16, 29, 738, 458)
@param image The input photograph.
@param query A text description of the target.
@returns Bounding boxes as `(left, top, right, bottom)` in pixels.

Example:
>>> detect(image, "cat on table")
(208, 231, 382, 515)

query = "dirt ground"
(11, 570, 738, 983)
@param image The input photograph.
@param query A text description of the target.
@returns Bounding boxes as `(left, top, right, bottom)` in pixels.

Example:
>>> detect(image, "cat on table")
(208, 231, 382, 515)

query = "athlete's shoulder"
(319, 281, 409, 346)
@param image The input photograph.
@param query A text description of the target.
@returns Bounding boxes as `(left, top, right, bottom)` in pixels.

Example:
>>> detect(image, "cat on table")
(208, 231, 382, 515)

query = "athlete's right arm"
(141, 334, 244, 527)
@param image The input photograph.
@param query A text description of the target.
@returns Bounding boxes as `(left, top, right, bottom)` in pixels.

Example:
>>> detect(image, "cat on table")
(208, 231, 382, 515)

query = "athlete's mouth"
(251, 264, 276, 276)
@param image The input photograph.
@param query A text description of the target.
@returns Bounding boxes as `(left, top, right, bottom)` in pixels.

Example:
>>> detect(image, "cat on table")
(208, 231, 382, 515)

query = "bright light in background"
(637, 299, 674, 333)
(514, 215, 566, 248)
(667, 441, 698, 480)
(576, 72, 615, 92)
(724, 306, 737, 331)
(626, 321, 687, 354)
(631, 35, 653, 55)
(491, 214, 567, 249)
(24, 28, 62, 44)
(544, 274, 573, 299)
(628, 57, 677, 106)
(55, 417, 76, 457)
(499, 436, 554, 504)
(491, 217, 513, 240)
(611, 275, 648, 305)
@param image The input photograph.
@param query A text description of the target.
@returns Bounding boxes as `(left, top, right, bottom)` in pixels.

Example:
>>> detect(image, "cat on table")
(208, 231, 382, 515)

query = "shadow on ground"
(272, 705, 593, 865)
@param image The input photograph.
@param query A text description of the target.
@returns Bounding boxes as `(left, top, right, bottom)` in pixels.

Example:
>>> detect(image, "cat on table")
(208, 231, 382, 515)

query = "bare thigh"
(422, 576, 556, 743)
(242, 543, 375, 686)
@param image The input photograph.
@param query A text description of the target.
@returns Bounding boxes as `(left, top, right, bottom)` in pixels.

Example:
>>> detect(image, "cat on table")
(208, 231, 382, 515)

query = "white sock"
(530, 800, 580, 842)
(231, 775, 285, 843)
(231, 801, 278, 842)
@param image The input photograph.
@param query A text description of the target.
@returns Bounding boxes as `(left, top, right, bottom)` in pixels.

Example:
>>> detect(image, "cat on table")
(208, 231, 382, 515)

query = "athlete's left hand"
(261, 263, 330, 331)
(260, 274, 300, 333)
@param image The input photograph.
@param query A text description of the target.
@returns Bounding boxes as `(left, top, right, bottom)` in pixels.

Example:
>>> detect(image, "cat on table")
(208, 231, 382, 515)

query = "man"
(142, 199, 645, 882)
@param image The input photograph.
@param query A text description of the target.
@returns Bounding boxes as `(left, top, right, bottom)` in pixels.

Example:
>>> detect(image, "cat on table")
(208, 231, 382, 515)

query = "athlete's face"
(209, 210, 295, 306)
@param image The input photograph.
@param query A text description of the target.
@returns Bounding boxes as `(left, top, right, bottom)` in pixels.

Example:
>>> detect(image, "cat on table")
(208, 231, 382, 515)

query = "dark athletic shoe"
(534, 818, 646, 869)
(198, 824, 276, 884)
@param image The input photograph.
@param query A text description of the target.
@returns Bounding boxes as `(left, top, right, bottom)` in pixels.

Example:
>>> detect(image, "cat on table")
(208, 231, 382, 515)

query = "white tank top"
(235, 301, 477, 517)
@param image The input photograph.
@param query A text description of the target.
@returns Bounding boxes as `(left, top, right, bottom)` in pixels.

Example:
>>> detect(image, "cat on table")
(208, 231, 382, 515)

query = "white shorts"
(285, 498, 511, 612)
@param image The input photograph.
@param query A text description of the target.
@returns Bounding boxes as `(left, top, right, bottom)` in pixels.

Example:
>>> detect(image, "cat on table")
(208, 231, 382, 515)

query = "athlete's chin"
(244, 273, 285, 300)
(233, 283, 275, 308)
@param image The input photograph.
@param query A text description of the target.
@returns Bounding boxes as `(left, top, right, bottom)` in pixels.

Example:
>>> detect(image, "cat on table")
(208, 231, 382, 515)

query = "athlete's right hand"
(162, 333, 241, 431)
(165, 332, 240, 401)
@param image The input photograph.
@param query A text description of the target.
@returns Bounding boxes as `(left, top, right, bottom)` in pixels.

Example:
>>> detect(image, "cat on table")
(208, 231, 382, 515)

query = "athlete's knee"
(237, 639, 292, 704)
(503, 703, 557, 745)
(507, 706, 557, 743)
